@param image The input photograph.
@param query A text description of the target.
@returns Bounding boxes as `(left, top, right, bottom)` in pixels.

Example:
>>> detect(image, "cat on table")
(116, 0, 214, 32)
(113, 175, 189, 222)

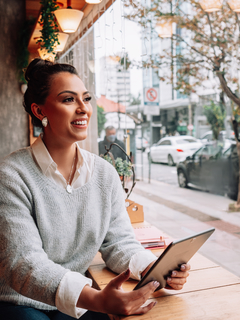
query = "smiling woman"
(0, 59, 190, 320)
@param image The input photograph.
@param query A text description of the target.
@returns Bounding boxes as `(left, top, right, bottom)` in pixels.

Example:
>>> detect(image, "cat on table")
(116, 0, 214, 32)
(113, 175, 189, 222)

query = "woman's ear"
(31, 103, 44, 121)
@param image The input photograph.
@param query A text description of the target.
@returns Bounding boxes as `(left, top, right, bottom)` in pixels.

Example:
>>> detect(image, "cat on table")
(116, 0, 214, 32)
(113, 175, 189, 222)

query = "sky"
(94, 0, 143, 99)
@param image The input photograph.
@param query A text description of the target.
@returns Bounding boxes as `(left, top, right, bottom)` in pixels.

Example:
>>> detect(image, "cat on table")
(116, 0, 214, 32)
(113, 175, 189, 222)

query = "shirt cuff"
(129, 250, 157, 280)
(56, 271, 92, 319)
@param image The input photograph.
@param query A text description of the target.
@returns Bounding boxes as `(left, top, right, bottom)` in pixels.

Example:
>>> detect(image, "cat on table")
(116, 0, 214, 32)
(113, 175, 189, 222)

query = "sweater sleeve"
(0, 165, 69, 307)
(99, 167, 155, 274)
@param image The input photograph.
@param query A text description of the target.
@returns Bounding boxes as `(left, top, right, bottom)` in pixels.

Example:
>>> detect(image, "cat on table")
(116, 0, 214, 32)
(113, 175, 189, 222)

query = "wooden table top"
(87, 224, 240, 320)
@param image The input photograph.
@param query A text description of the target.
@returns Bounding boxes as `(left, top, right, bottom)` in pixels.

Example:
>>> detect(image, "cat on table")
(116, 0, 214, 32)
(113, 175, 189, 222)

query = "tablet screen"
(134, 227, 215, 291)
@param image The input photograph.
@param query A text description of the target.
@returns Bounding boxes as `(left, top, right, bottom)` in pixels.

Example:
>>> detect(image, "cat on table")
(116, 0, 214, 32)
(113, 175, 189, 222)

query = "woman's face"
(39, 72, 93, 145)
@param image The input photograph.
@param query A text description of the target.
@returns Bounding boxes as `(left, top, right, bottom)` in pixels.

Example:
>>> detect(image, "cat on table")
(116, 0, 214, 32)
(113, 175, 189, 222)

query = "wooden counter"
(87, 225, 240, 320)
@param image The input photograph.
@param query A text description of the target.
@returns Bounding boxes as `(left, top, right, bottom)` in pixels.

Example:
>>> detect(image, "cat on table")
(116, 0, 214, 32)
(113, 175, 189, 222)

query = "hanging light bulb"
(54, 0, 84, 33)
(38, 48, 56, 61)
(54, 32, 69, 52)
(199, 0, 223, 12)
(228, 0, 240, 12)
(85, 0, 102, 3)
(155, 18, 172, 38)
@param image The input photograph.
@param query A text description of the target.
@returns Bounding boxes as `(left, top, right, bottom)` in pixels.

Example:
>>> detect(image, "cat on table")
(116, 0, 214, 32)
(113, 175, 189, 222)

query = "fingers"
(109, 269, 131, 290)
(166, 263, 190, 290)
(132, 301, 157, 315)
(181, 263, 191, 271)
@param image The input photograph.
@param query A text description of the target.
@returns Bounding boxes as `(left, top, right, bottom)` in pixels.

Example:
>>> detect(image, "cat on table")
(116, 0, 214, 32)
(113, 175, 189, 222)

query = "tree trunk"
(235, 141, 240, 208)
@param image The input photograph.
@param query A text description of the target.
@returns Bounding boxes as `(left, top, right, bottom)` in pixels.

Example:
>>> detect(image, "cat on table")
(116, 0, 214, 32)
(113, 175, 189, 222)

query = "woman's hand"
(141, 262, 191, 291)
(78, 269, 158, 316)
(165, 263, 190, 290)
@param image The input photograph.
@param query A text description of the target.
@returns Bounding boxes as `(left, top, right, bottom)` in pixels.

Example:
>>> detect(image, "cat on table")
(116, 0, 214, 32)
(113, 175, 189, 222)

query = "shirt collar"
(31, 134, 89, 175)
(31, 134, 56, 175)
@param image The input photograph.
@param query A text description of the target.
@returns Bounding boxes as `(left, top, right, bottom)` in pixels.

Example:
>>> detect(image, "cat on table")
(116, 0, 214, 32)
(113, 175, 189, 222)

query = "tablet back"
(134, 227, 215, 290)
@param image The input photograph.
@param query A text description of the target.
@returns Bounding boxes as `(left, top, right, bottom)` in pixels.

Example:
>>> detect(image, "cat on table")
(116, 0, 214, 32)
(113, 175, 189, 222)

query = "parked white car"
(149, 135, 203, 166)
(200, 130, 235, 152)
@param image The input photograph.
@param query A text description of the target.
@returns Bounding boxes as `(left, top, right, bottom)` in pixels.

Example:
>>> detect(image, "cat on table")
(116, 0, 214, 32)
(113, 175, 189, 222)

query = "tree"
(124, 0, 240, 207)
(97, 105, 107, 137)
(203, 100, 226, 140)
(129, 93, 141, 106)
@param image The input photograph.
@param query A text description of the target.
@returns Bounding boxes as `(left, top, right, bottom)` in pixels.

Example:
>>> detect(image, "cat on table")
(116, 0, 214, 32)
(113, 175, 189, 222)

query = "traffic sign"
(144, 87, 159, 106)
(143, 105, 160, 116)
(187, 124, 194, 131)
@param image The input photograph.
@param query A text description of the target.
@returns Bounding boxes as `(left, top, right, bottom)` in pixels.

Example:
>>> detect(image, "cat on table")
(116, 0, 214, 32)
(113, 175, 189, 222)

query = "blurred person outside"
(98, 126, 126, 160)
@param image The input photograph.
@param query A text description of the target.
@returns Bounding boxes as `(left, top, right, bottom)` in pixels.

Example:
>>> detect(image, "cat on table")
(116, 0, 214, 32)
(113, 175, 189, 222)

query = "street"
(132, 150, 240, 278)
(135, 150, 178, 185)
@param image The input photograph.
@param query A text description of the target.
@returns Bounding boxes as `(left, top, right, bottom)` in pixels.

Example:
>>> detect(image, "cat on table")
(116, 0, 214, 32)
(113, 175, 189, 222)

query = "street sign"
(143, 105, 160, 116)
(187, 124, 194, 131)
(144, 87, 159, 106)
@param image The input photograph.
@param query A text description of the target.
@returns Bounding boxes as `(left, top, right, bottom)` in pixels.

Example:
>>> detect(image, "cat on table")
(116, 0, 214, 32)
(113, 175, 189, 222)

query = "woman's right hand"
(77, 269, 158, 316)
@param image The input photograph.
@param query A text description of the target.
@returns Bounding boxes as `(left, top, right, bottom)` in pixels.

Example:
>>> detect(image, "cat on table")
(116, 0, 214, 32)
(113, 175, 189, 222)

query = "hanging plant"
(37, 0, 60, 54)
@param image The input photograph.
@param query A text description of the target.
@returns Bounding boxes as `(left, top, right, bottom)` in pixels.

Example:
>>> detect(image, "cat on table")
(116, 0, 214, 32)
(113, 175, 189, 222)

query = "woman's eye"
(63, 97, 74, 102)
(84, 96, 92, 102)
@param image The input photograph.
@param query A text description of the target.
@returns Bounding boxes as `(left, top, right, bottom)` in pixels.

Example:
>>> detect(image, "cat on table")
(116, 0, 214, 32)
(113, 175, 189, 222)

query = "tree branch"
(216, 71, 240, 107)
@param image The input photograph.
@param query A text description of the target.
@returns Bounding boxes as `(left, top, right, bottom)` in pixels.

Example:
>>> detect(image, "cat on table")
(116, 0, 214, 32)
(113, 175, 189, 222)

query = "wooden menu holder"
(125, 199, 144, 223)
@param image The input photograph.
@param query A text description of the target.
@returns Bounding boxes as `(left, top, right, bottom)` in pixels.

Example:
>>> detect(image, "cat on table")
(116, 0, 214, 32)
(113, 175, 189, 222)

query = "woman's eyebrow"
(83, 91, 90, 95)
(57, 90, 77, 96)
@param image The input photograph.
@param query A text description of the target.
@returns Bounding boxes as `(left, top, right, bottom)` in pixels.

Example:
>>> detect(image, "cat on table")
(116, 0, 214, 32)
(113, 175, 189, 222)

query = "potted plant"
(101, 143, 136, 198)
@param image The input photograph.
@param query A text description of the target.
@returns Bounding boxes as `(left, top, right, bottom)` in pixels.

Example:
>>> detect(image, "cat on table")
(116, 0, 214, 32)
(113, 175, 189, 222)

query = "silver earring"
(42, 117, 48, 127)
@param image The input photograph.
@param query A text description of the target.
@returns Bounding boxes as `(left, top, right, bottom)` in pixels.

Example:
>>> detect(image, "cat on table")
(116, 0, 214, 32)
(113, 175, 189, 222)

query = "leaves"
(124, 0, 240, 110)
(203, 100, 226, 140)
(37, 0, 59, 54)
(103, 155, 133, 177)
(97, 105, 107, 137)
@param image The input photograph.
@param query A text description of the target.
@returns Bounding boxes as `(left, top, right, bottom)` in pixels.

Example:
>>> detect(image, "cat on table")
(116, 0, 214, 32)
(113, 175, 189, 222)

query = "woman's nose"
(76, 101, 88, 114)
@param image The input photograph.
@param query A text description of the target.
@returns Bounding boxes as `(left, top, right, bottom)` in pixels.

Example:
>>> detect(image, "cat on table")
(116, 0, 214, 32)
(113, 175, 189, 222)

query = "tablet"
(134, 227, 215, 291)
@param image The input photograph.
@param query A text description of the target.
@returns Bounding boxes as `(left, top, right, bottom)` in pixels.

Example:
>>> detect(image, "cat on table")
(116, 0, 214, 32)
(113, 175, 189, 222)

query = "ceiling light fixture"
(54, 0, 84, 33)
(85, 0, 103, 4)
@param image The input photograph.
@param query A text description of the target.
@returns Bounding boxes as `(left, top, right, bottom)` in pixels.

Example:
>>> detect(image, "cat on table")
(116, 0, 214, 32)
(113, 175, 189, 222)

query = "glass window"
(176, 138, 197, 144)
(158, 140, 171, 146)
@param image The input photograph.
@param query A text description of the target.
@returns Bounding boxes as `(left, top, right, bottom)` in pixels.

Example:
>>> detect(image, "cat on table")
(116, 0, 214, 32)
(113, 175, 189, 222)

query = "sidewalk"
(130, 179, 240, 277)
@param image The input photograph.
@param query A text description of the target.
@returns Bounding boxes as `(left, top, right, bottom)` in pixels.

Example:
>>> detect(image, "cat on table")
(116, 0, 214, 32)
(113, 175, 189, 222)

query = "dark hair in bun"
(23, 58, 79, 128)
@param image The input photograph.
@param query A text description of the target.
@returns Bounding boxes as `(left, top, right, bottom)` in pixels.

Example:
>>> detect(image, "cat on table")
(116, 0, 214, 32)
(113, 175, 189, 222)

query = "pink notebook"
(133, 225, 172, 249)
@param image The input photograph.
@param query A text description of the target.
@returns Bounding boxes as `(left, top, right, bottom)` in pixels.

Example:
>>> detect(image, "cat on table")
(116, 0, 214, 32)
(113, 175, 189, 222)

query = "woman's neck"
(42, 135, 77, 182)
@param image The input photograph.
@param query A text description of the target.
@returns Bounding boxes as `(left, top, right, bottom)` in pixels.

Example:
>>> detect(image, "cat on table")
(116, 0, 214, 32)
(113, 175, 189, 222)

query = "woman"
(0, 59, 190, 320)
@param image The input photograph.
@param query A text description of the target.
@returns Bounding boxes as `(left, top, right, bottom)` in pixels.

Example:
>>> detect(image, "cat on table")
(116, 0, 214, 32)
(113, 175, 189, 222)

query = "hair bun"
(25, 58, 54, 82)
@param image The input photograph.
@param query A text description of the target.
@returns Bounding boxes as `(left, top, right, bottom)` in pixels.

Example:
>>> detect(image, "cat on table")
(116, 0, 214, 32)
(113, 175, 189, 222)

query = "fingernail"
(153, 281, 160, 287)
(167, 277, 171, 282)
(153, 301, 157, 307)
(172, 271, 177, 276)
(181, 265, 186, 270)
(125, 269, 130, 276)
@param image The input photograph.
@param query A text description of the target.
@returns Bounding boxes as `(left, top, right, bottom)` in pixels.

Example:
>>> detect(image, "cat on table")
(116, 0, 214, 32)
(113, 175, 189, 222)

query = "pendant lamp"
(228, 0, 240, 12)
(54, 0, 84, 33)
(54, 32, 69, 52)
(199, 0, 223, 12)
(85, 0, 102, 3)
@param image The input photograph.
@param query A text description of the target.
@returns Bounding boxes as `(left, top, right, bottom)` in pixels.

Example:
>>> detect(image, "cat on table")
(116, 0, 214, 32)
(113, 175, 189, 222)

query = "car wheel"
(178, 169, 188, 188)
(148, 153, 154, 163)
(168, 154, 174, 166)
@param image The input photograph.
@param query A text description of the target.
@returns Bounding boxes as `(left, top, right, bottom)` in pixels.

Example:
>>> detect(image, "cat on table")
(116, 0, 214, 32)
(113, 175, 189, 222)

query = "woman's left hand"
(165, 263, 190, 290)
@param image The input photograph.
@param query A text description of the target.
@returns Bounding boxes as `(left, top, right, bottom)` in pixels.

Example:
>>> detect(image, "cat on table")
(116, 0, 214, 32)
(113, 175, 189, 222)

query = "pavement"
(129, 179, 240, 277)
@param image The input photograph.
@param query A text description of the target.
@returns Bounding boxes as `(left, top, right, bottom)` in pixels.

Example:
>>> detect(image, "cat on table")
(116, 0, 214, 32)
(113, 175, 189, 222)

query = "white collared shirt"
(30, 135, 156, 318)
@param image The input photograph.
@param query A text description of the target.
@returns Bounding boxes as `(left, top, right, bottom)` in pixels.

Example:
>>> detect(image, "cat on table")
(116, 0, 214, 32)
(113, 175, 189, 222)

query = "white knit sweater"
(0, 148, 147, 311)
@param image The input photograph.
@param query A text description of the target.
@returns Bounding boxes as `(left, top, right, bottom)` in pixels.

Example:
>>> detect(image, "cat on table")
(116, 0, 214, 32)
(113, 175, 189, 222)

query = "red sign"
(144, 87, 159, 105)
(146, 88, 158, 102)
